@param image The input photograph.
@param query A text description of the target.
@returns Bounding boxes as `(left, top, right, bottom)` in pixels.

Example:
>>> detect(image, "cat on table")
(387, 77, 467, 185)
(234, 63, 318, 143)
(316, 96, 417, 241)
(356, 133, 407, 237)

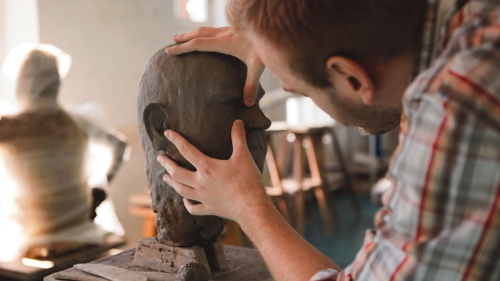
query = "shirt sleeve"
(309, 268, 340, 281)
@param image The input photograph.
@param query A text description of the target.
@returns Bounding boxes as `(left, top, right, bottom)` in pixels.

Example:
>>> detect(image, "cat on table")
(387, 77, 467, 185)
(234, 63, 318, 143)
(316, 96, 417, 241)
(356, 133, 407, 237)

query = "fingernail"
(244, 97, 255, 106)
(164, 130, 171, 139)
(235, 119, 244, 127)
(163, 174, 170, 183)
(157, 155, 162, 162)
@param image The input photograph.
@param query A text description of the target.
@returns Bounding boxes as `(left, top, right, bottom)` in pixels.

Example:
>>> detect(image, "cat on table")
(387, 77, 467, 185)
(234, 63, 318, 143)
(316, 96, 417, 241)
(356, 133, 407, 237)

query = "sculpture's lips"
(247, 139, 266, 157)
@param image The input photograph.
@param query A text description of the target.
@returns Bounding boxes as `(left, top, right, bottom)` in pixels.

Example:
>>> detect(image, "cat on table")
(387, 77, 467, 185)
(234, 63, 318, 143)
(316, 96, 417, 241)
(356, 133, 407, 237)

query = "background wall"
(0, 1, 4, 68)
(38, 0, 171, 128)
(1, 0, 39, 102)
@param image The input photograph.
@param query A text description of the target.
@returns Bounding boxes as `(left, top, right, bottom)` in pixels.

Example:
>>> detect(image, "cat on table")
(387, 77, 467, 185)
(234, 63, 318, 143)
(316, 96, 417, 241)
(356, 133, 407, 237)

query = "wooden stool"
(264, 128, 291, 223)
(285, 125, 334, 236)
(265, 123, 339, 236)
(128, 192, 157, 237)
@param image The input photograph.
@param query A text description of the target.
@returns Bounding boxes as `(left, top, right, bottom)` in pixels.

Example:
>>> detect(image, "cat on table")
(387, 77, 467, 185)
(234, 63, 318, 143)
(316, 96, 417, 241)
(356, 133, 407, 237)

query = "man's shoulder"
(406, 15, 500, 131)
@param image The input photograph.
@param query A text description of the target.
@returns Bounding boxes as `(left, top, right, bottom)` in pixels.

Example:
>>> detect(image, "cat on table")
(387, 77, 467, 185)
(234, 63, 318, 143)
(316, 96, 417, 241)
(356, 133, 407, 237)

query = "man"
(137, 47, 271, 248)
(157, 0, 500, 280)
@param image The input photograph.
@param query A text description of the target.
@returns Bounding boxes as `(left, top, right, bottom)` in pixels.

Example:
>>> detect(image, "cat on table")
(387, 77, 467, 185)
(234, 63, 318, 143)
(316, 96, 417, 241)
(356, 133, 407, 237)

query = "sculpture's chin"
(249, 146, 266, 172)
(246, 131, 267, 172)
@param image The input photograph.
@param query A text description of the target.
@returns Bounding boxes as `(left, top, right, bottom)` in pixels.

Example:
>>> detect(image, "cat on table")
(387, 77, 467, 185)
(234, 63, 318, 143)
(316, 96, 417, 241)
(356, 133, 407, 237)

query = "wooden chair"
(128, 192, 157, 237)
(264, 132, 291, 223)
(265, 124, 334, 236)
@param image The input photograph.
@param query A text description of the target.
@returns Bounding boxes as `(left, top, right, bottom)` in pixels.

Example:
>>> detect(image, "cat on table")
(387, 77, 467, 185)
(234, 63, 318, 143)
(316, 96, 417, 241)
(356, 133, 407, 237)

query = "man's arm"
(166, 27, 263, 107)
(158, 120, 340, 281)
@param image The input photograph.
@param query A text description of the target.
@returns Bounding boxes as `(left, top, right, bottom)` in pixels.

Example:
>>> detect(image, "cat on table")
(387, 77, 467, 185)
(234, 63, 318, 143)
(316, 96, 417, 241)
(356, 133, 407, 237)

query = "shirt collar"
(413, 0, 462, 76)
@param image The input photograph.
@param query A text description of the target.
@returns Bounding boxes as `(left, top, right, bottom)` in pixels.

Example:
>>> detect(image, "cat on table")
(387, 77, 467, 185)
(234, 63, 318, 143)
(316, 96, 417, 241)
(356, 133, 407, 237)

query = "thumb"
(231, 120, 248, 153)
(243, 59, 265, 107)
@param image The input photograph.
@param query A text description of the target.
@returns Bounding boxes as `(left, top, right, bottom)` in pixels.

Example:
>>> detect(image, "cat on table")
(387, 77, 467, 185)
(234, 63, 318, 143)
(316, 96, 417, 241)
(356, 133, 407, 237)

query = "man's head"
(138, 46, 270, 246)
(228, 0, 426, 134)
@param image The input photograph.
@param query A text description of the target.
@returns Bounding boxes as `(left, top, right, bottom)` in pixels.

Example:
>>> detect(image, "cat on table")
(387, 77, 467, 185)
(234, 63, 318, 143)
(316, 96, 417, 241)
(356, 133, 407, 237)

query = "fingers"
(163, 174, 198, 200)
(164, 130, 208, 170)
(231, 120, 248, 153)
(243, 58, 265, 107)
(166, 27, 230, 55)
(183, 197, 210, 216)
(157, 153, 196, 187)
(167, 36, 233, 55)
(173, 27, 227, 42)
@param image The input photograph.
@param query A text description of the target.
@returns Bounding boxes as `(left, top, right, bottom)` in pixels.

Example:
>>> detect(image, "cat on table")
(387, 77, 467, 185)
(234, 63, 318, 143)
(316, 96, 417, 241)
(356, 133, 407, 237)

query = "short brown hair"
(227, 0, 426, 88)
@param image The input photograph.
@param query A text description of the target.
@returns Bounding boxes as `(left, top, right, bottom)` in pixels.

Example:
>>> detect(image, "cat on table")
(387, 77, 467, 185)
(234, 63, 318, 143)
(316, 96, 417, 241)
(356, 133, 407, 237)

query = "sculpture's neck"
(21, 98, 60, 113)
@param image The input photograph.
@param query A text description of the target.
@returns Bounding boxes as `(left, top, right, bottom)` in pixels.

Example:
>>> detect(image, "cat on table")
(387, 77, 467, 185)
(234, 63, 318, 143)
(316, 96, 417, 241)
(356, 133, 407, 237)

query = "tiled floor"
(303, 191, 381, 268)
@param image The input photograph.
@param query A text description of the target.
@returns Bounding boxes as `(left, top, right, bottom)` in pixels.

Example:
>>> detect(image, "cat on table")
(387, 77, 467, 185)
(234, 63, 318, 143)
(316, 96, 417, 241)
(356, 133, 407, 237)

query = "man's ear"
(143, 103, 172, 151)
(325, 56, 375, 105)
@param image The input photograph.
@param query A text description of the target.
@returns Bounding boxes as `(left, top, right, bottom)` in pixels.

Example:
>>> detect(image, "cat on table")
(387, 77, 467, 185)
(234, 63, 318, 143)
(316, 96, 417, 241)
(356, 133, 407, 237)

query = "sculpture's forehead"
(162, 68, 243, 101)
(139, 49, 266, 110)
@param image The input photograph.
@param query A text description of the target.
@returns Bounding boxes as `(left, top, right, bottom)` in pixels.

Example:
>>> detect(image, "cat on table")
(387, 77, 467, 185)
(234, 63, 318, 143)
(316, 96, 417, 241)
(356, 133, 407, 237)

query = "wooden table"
(0, 236, 124, 281)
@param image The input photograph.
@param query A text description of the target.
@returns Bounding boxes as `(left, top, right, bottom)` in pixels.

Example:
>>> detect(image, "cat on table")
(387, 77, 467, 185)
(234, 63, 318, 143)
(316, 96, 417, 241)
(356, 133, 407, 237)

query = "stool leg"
(144, 217, 157, 237)
(304, 135, 333, 235)
(276, 133, 290, 176)
(314, 186, 333, 236)
(303, 136, 322, 180)
(295, 190, 305, 236)
(277, 197, 291, 223)
(293, 135, 305, 236)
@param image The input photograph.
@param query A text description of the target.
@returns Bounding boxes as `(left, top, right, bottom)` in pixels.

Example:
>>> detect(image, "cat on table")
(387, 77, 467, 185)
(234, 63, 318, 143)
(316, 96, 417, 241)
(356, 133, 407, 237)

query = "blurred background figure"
(0, 44, 128, 262)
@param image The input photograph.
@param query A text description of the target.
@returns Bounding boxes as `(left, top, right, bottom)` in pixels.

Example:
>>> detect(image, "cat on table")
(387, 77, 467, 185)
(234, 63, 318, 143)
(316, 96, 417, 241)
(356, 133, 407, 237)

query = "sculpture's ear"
(143, 103, 172, 151)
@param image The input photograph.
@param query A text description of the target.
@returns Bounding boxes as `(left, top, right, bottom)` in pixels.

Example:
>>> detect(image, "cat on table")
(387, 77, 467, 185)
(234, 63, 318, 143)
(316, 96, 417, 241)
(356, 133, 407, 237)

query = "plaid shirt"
(311, 0, 500, 280)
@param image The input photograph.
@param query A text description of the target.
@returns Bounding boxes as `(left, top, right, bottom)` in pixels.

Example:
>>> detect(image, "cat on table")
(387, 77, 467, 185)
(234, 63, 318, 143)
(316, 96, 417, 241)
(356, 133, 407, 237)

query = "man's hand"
(166, 27, 264, 107)
(156, 120, 270, 223)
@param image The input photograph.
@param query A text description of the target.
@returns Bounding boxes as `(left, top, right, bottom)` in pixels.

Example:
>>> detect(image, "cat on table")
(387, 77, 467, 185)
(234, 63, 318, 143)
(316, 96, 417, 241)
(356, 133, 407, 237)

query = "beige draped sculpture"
(0, 45, 127, 261)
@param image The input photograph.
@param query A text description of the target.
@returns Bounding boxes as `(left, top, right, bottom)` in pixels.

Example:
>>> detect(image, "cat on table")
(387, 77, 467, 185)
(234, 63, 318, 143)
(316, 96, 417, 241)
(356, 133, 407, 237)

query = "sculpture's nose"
(242, 106, 271, 130)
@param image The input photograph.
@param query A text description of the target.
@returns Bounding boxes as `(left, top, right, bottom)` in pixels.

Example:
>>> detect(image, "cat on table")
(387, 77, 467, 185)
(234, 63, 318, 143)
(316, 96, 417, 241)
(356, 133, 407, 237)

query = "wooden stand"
(132, 238, 228, 276)
(45, 244, 272, 281)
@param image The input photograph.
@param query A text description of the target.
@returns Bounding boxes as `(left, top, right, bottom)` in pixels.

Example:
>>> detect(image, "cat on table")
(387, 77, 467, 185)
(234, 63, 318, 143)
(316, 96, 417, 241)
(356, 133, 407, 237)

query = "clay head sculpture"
(138, 46, 271, 247)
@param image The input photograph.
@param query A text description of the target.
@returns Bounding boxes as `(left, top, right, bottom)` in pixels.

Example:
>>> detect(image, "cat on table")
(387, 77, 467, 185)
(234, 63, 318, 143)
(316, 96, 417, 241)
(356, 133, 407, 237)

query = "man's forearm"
(239, 196, 340, 281)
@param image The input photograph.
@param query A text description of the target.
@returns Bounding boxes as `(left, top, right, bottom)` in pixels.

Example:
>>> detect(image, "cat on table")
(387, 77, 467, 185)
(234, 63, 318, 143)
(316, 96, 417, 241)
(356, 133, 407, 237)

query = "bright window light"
(21, 258, 54, 269)
(176, 0, 208, 23)
(86, 141, 114, 187)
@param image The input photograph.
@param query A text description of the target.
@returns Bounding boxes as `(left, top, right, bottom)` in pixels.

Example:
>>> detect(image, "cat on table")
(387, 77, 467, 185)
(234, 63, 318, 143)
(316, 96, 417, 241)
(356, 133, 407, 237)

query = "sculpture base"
(44, 244, 273, 281)
(132, 238, 228, 275)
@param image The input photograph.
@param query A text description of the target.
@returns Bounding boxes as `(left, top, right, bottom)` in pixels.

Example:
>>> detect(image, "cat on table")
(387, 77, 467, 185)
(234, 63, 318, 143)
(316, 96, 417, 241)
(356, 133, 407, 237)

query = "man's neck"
(371, 53, 415, 108)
